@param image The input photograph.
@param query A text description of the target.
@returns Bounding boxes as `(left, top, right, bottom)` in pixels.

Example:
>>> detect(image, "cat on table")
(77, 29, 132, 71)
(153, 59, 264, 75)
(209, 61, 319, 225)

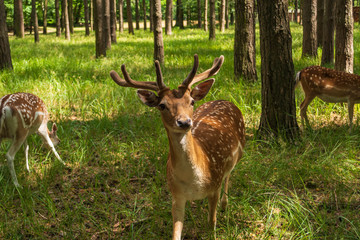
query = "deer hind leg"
(300, 94, 316, 128)
(37, 124, 65, 165)
(171, 196, 186, 240)
(208, 188, 221, 234)
(6, 134, 28, 188)
(347, 99, 355, 133)
(220, 175, 230, 210)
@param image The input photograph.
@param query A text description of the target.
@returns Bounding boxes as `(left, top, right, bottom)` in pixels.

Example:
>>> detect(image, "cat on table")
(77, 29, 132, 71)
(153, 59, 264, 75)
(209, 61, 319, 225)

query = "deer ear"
(191, 79, 215, 101)
(137, 90, 160, 107)
(52, 123, 58, 133)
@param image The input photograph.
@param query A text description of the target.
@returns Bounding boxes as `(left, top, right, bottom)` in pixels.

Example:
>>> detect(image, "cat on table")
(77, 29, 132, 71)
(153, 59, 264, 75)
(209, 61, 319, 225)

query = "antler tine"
(181, 54, 200, 88)
(154, 60, 167, 90)
(189, 55, 224, 87)
(109, 66, 159, 91)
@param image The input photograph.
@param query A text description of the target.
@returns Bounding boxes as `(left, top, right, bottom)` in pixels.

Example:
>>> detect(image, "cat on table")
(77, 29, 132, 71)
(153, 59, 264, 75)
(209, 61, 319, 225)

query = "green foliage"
(0, 23, 359, 239)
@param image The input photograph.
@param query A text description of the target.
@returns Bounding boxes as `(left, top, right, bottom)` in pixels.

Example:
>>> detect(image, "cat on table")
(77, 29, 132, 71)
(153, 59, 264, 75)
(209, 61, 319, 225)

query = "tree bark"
(64, 0, 71, 40)
(103, 0, 111, 48)
(94, 0, 106, 57)
(135, 0, 140, 29)
(197, 0, 202, 28)
(209, 0, 215, 39)
(119, 0, 124, 32)
(68, 0, 74, 34)
(321, 0, 335, 65)
(14, 0, 25, 38)
(204, 0, 208, 31)
(110, 0, 117, 42)
(150, 0, 154, 31)
(335, 0, 353, 73)
(31, 0, 40, 42)
(43, 0, 48, 34)
(219, 0, 225, 32)
(165, 0, 172, 34)
(153, 0, 164, 63)
(143, 0, 147, 30)
(127, 0, 134, 34)
(176, 0, 184, 28)
(0, 0, 13, 70)
(225, 0, 229, 29)
(257, 0, 299, 140)
(55, 0, 61, 36)
(84, 0, 90, 35)
(294, 0, 298, 23)
(302, 0, 317, 57)
(317, 0, 324, 47)
(90, 0, 93, 30)
(234, 0, 257, 82)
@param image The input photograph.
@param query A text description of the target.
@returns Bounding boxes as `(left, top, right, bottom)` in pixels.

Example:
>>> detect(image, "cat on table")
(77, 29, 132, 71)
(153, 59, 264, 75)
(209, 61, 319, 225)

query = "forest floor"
(1, 23, 360, 239)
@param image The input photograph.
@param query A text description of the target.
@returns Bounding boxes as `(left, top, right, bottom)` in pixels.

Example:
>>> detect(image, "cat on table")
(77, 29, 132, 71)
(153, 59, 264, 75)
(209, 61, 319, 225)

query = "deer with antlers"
(0, 92, 64, 187)
(296, 66, 360, 130)
(110, 55, 246, 239)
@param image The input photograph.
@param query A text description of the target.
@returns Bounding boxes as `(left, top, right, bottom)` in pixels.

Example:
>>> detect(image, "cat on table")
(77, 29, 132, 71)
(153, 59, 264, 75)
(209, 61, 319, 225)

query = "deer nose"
(176, 118, 192, 129)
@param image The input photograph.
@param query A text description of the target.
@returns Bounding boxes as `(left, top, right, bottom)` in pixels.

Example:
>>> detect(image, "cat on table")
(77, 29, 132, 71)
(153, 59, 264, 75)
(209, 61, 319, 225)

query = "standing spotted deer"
(296, 66, 360, 130)
(110, 55, 246, 239)
(0, 92, 64, 187)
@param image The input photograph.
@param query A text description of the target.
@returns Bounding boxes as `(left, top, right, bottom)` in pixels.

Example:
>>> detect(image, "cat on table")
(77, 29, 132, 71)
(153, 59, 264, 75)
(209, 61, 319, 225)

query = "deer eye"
(190, 100, 195, 106)
(158, 103, 166, 111)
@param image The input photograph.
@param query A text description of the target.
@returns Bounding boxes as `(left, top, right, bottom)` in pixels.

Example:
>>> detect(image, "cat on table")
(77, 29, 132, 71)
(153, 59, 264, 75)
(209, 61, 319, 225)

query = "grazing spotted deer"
(110, 55, 246, 239)
(0, 92, 64, 187)
(296, 66, 360, 130)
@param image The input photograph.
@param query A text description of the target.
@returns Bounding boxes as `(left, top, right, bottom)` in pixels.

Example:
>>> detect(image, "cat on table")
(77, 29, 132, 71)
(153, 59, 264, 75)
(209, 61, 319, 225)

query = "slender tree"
(317, 0, 324, 47)
(294, 0, 298, 23)
(31, 0, 40, 42)
(321, 0, 335, 65)
(150, 0, 154, 31)
(257, 0, 299, 140)
(335, 0, 353, 73)
(176, 0, 184, 28)
(103, 0, 111, 48)
(69, 0, 74, 34)
(197, 0, 202, 28)
(302, 0, 317, 57)
(64, 0, 71, 40)
(84, 0, 90, 35)
(165, 0, 173, 34)
(0, 0, 13, 70)
(204, 0, 208, 31)
(153, 0, 164, 63)
(127, 0, 134, 34)
(55, 0, 61, 36)
(209, 0, 215, 39)
(90, 0, 93, 30)
(14, 0, 25, 38)
(119, 0, 124, 32)
(94, 0, 106, 57)
(135, 0, 140, 29)
(110, 0, 116, 41)
(234, 0, 257, 82)
(219, 0, 225, 32)
(43, 0, 48, 34)
(225, 0, 229, 29)
(143, 0, 147, 30)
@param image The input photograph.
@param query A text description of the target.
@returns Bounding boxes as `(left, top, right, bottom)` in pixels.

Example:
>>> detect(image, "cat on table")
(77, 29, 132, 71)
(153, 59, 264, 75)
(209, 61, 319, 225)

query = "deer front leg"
(37, 127, 65, 165)
(24, 140, 30, 172)
(208, 188, 221, 236)
(347, 99, 355, 133)
(172, 196, 186, 240)
(300, 94, 316, 129)
(6, 135, 27, 188)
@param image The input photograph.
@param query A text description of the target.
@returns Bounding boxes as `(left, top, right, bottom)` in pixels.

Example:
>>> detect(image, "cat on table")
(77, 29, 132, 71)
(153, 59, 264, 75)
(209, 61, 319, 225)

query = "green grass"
(0, 23, 359, 239)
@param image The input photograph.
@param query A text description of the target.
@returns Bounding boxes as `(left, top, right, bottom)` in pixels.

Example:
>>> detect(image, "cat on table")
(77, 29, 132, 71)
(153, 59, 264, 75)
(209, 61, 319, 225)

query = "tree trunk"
(209, 0, 215, 39)
(219, 0, 225, 32)
(302, 0, 317, 57)
(103, 0, 111, 49)
(43, 0, 48, 34)
(68, 0, 74, 34)
(94, 0, 106, 57)
(294, 0, 298, 23)
(257, 0, 299, 140)
(153, 0, 164, 63)
(110, 0, 116, 42)
(84, 0, 90, 35)
(0, 0, 13, 70)
(64, 0, 71, 40)
(127, 0, 134, 34)
(225, 0, 229, 29)
(143, 0, 147, 30)
(119, 0, 124, 32)
(61, 0, 65, 32)
(321, 0, 335, 65)
(335, 0, 353, 73)
(14, 0, 25, 38)
(204, 0, 208, 31)
(32, 0, 40, 43)
(165, 0, 173, 34)
(176, 0, 184, 28)
(317, 0, 324, 47)
(187, 7, 191, 27)
(90, 0, 93, 31)
(197, 0, 202, 28)
(234, 0, 257, 82)
(55, 0, 61, 36)
(135, 0, 140, 29)
(74, 1, 83, 24)
(150, 0, 154, 31)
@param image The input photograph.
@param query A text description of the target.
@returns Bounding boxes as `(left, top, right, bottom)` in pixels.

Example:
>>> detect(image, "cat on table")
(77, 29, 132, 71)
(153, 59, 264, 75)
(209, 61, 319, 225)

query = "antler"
(110, 63, 167, 92)
(181, 55, 224, 89)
